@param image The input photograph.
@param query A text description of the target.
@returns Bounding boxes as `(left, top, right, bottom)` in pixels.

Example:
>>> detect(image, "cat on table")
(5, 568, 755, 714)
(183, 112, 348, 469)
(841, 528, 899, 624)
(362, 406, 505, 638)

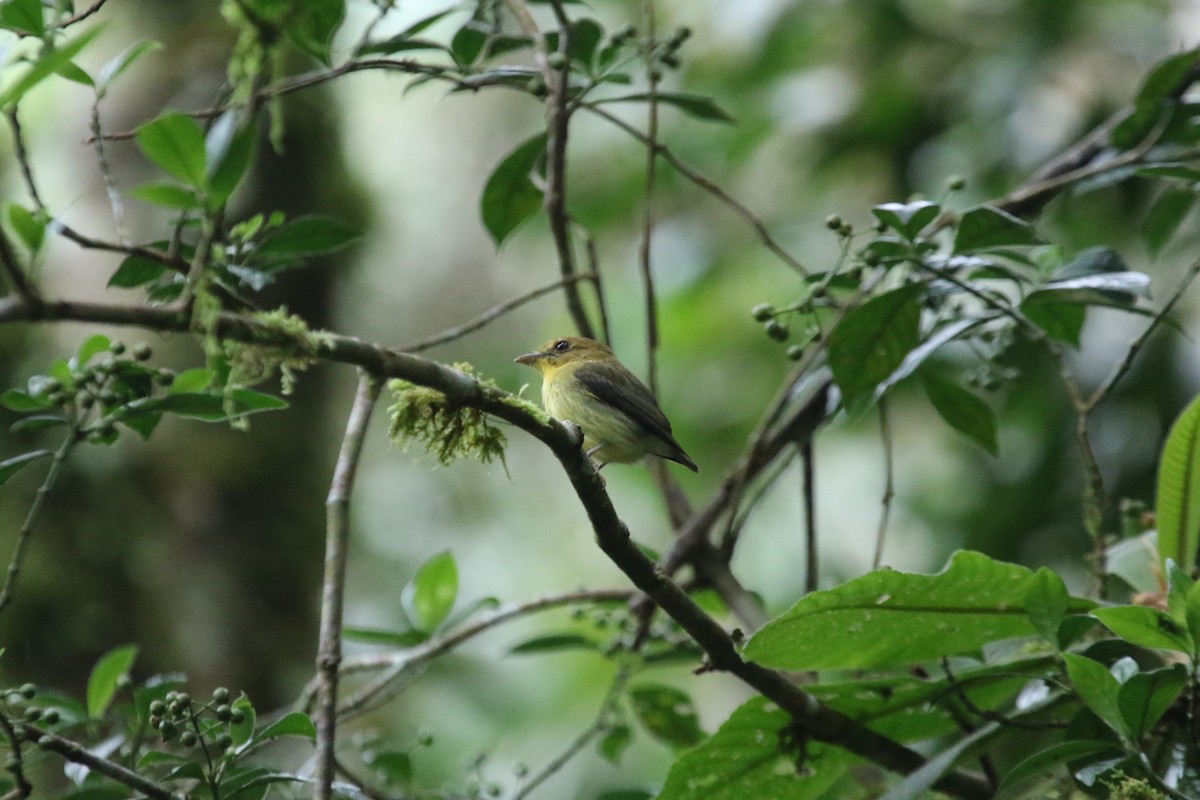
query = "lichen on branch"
(387, 364, 507, 468)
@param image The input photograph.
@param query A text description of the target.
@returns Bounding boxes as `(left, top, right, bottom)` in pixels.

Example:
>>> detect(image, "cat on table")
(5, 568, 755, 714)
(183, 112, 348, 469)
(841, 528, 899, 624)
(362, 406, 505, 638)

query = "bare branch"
(872, 399, 894, 570)
(30, 726, 184, 800)
(315, 373, 381, 800)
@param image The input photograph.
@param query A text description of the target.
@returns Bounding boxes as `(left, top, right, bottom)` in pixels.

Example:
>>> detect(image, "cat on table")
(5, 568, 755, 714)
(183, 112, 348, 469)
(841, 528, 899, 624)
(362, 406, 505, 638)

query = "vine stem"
(315, 373, 380, 800)
(0, 427, 80, 615)
(638, 0, 661, 396)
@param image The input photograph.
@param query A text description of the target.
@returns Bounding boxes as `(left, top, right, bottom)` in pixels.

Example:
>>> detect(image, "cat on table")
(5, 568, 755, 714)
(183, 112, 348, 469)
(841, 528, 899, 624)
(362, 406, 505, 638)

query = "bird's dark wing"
(575, 364, 677, 444)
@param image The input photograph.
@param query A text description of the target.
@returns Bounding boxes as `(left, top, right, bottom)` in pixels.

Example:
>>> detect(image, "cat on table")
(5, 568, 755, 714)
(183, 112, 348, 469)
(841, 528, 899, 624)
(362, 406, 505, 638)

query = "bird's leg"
(585, 444, 608, 485)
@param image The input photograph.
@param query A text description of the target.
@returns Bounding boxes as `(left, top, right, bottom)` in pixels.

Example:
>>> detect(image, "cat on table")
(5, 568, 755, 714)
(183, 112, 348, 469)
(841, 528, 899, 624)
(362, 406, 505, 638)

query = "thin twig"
(579, 228, 612, 344)
(0, 428, 80, 615)
(315, 373, 381, 800)
(0, 714, 32, 800)
(638, 0, 661, 396)
(7, 110, 45, 211)
(582, 102, 808, 276)
(89, 94, 131, 246)
(513, 666, 632, 800)
(802, 442, 817, 594)
(327, 589, 632, 719)
(397, 273, 598, 353)
(30, 726, 184, 800)
(872, 399, 894, 571)
(0, 227, 36, 302)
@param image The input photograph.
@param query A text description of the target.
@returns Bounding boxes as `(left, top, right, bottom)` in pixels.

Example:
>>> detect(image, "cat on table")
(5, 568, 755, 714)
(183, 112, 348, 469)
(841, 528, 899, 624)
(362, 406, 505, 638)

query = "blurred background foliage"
(1, 0, 1198, 795)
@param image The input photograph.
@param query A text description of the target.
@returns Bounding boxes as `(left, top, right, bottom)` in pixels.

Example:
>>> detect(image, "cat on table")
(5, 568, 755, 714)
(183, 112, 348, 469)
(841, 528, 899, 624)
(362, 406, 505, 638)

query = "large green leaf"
(953, 205, 1039, 252)
(744, 551, 1092, 670)
(628, 684, 704, 750)
(401, 550, 458, 633)
(86, 644, 138, 718)
(1117, 665, 1186, 740)
(1062, 653, 1129, 739)
(0, 27, 102, 109)
(919, 368, 998, 455)
(1091, 605, 1193, 653)
(656, 697, 852, 800)
(254, 216, 361, 261)
(136, 112, 208, 189)
(826, 283, 923, 408)
(1155, 393, 1200, 569)
(481, 133, 547, 247)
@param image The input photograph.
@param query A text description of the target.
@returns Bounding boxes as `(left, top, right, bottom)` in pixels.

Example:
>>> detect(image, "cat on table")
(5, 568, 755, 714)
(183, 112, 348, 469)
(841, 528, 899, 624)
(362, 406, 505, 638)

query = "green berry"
(212, 687, 230, 704)
(180, 730, 197, 748)
(863, 250, 882, 267)
(947, 175, 966, 191)
(132, 343, 152, 361)
(155, 369, 175, 386)
(216, 704, 232, 722)
(546, 52, 568, 70)
(647, 67, 662, 82)
(751, 303, 775, 322)
(672, 26, 692, 43)
(824, 214, 843, 230)
(77, 392, 95, 409)
(48, 391, 65, 406)
(611, 24, 636, 43)
(660, 54, 680, 69)
(786, 344, 806, 361)
(24, 707, 41, 722)
(230, 709, 246, 725)
(149, 700, 167, 717)
(18, 684, 35, 700)
(108, 341, 126, 356)
(765, 320, 789, 342)
(526, 77, 546, 98)
(41, 709, 59, 725)
(214, 733, 233, 750)
(159, 721, 177, 741)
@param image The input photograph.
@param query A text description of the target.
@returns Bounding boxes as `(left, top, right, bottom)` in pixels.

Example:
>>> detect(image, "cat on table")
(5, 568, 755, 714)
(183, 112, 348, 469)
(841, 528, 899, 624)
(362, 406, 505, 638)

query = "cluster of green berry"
(3, 683, 61, 730)
(148, 687, 243, 752)
(751, 303, 815, 361)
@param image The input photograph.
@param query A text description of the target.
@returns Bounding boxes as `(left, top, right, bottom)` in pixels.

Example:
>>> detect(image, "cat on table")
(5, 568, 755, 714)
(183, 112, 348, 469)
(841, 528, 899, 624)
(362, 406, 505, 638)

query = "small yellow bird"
(516, 336, 698, 472)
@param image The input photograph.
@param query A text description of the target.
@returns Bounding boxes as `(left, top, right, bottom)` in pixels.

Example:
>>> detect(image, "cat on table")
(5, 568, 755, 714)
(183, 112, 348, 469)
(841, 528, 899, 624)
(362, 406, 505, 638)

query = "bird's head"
(515, 336, 614, 374)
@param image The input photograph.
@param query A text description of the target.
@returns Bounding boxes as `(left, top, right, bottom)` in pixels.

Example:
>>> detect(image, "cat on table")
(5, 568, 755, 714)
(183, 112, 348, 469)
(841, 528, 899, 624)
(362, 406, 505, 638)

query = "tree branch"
(315, 373, 381, 800)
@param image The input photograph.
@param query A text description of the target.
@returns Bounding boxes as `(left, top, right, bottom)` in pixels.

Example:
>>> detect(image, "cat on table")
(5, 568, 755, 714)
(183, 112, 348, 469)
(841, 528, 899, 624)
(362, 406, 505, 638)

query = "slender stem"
(397, 273, 598, 353)
(31, 726, 183, 800)
(0, 428, 80, 615)
(513, 666, 632, 800)
(89, 93, 131, 246)
(872, 399, 894, 570)
(583, 102, 808, 276)
(638, 0, 661, 396)
(802, 442, 817, 594)
(578, 228, 612, 345)
(0, 714, 31, 800)
(315, 373, 381, 800)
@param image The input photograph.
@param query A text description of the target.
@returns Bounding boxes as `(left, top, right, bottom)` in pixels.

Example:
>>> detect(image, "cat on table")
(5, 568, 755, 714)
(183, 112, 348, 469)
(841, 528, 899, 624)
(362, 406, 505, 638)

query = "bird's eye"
(554, 340, 570, 353)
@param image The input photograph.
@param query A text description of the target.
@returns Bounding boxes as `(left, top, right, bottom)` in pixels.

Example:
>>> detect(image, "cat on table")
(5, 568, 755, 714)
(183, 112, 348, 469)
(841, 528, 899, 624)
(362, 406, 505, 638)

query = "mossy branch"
(387, 364, 511, 469)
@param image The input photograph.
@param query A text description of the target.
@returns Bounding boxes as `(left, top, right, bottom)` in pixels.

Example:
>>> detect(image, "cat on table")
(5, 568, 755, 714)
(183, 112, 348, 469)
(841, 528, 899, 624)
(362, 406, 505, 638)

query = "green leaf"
(0, 27, 102, 109)
(254, 216, 361, 260)
(509, 633, 595, 655)
(10, 415, 67, 433)
(253, 711, 316, 743)
(127, 182, 202, 210)
(871, 201, 940, 240)
(136, 112, 208, 188)
(356, 9, 455, 56)
(1024, 567, 1069, 644)
(481, 133, 546, 246)
(1117, 665, 1186, 740)
(343, 627, 428, 647)
(97, 40, 160, 93)
(1062, 653, 1130, 739)
(953, 205, 1039, 252)
(108, 254, 170, 289)
(206, 112, 258, 206)
(629, 684, 704, 750)
(73, 334, 112, 368)
(1155, 393, 1200, 570)
(656, 696, 850, 800)
(86, 644, 138, 718)
(998, 740, 1125, 793)
(1112, 48, 1200, 148)
(826, 283, 923, 408)
(451, 23, 487, 66)
(401, 550, 458, 633)
(598, 723, 632, 764)
(597, 92, 734, 123)
(282, 0, 344, 66)
(229, 696, 256, 747)
(168, 368, 216, 395)
(121, 390, 287, 423)
(0, 390, 50, 411)
(1187, 579, 1200, 651)
(1054, 246, 1128, 279)
(919, 369, 998, 455)
(0, 0, 44, 36)
(0, 450, 51, 486)
(366, 750, 412, 785)
(567, 18, 604, 66)
(1142, 186, 1196, 256)
(879, 723, 998, 800)
(744, 551, 1093, 670)
(1019, 300, 1086, 346)
(1090, 605, 1193, 653)
(7, 204, 44, 252)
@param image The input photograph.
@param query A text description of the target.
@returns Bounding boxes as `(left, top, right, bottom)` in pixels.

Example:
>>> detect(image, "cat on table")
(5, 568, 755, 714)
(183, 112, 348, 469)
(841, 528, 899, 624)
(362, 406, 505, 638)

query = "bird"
(515, 336, 698, 472)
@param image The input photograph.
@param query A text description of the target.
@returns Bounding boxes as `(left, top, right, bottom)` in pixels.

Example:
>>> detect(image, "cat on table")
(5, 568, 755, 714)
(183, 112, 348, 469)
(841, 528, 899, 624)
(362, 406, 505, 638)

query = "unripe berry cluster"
(148, 687, 244, 753)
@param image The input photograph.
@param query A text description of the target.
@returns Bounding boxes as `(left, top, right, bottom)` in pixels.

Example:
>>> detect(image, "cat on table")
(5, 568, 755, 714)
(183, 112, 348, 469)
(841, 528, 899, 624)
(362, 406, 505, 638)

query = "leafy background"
(1, 0, 1199, 796)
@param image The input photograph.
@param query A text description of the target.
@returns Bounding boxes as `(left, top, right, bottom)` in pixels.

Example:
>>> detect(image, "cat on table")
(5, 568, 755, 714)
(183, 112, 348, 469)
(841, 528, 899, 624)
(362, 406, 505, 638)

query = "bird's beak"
(515, 351, 546, 366)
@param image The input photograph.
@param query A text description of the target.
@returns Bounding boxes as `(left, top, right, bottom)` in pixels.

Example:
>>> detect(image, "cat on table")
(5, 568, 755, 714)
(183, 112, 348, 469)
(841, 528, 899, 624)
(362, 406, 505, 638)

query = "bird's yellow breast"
(541, 362, 647, 464)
